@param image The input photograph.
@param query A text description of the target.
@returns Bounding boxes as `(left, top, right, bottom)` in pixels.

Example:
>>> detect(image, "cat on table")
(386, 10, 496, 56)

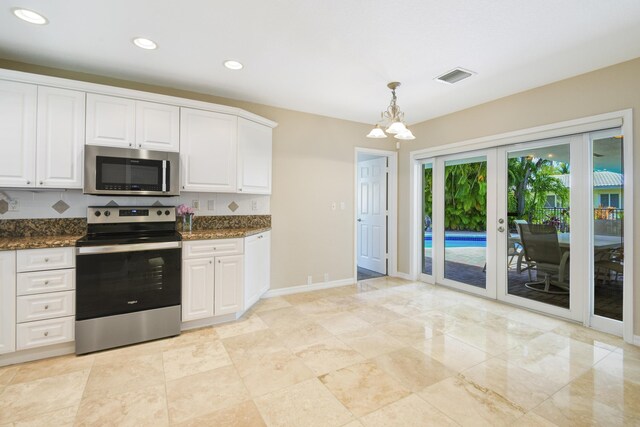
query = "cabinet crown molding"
(0, 68, 278, 129)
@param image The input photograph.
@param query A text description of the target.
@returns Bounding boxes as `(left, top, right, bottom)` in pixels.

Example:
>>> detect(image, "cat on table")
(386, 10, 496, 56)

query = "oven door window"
(76, 248, 181, 320)
(95, 156, 168, 192)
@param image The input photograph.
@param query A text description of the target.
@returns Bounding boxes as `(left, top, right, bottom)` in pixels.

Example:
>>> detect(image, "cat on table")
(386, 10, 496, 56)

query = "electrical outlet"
(191, 200, 200, 209)
(207, 200, 215, 210)
(251, 200, 258, 211)
(339, 202, 345, 210)
(8, 199, 19, 211)
(307, 275, 312, 285)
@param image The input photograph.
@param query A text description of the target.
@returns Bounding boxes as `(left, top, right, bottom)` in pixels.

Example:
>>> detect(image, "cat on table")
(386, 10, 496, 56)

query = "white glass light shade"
(395, 128, 415, 140)
(366, 126, 387, 138)
(386, 121, 407, 134)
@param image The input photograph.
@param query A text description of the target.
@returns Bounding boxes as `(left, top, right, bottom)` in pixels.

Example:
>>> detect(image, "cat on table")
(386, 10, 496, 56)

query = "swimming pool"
(424, 233, 487, 248)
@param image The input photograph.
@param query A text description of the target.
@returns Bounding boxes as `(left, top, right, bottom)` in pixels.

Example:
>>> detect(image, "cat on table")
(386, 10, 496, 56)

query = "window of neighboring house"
(545, 195, 557, 208)
(600, 193, 620, 208)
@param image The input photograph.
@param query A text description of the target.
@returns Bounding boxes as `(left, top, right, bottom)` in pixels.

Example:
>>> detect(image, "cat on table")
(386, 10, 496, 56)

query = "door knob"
(498, 226, 505, 232)
(498, 218, 505, 224)
(357, 218, 362, 222)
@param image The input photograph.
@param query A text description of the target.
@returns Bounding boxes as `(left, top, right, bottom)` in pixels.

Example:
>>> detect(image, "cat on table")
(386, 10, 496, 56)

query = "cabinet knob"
(44, 258, 49, 262)
(218, 260, 221, 263)
(139, 144, 142, 148)
(129, 143, 132, 147)
(44, 281, 49, 285)
(44, 305, 49, 310)
(239, 188, 243, 192)
(258, 235, 263, 239)
(44, 331, 49, 337)
(209, 260, 212, 264)
(213, 247, 216, 250)
(39, 181, 43, 185)
(26, 180, 30, 184)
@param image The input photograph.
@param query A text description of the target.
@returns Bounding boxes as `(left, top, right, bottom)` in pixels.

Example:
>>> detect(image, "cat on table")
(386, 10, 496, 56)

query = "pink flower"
(177, 204, 195, 216)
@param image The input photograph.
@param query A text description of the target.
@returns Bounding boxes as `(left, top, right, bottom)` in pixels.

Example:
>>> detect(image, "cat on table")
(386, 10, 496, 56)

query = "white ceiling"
(2, 1, 640, 125)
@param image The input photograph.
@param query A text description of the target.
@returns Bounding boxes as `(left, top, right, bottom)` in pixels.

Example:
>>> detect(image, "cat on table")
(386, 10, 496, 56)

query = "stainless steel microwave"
(84, 145, 180, 196)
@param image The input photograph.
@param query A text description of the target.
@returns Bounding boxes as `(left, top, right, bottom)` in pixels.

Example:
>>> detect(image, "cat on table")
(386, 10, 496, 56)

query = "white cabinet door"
(182, 257, 214, 321)
(136, 101, 180, 152)
(0, 251, 16, 355)
(180, 108, 237, 192)
(237, 117, 272, 194)
(0, 81, 36, 187)
(215, 255, 244, 315)
(86, 93, 136, 148)
(244, 231, 270, 309)
(36, 87, 85, 188)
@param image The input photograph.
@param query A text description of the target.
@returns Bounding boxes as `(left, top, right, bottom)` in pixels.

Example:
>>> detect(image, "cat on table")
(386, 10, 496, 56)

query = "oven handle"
(76, 241, 182, 255)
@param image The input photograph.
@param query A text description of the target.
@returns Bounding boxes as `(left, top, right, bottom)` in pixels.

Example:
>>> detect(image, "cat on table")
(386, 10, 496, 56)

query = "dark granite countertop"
(179, 227, 271, 240)
(0, 227, 271, 251)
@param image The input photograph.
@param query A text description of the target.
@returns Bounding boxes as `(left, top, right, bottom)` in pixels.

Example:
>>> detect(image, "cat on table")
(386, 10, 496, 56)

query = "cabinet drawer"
(183, 239, 243, 258)
(17, 291, 75, 323)
(17, 247, 74, 272)
(17, 268, 75, 295)
(16, 316, 74, 350)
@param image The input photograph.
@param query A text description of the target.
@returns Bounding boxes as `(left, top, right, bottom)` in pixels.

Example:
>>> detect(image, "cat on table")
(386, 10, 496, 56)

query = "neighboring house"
(551, 171, 624, 209)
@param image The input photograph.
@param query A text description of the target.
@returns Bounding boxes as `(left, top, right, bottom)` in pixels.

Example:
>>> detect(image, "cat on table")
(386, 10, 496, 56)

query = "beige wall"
(398, 57, 640, 335)
(0, 58, 396, 290)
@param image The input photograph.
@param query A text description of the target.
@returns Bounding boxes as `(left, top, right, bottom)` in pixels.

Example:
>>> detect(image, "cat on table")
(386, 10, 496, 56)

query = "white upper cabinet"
(36, 87, 85, 188)
(135, 101, 180, 152)
(86, 94, 179, 151)
(0, 81, 37, 187)
(86, 93, 136, 148)
(237, 117, 272, 194)
(180, 108, 237, 192)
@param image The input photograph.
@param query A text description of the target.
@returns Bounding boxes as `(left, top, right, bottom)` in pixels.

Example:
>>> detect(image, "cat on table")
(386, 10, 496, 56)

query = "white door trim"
(354, 148, 398, 280)
(408, 109, 634, 343)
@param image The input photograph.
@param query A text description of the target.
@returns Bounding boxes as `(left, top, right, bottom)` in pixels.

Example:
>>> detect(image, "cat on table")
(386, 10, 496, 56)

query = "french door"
(421, 129, 627, 333)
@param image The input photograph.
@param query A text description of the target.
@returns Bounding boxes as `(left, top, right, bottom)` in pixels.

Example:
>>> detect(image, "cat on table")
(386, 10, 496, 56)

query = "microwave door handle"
(162, 160, 167, 192)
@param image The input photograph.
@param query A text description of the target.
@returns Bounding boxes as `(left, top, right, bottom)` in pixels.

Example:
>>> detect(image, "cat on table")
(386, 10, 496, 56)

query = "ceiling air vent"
(435, 68, 474, 84)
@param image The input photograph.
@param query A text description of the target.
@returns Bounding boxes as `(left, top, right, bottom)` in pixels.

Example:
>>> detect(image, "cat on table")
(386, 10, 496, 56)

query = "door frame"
(408, 109, 634, 343)
(354, 147, 398, 280)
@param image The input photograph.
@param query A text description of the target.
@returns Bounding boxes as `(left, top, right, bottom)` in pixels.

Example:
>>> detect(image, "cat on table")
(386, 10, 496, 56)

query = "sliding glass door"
(495, 135, 583, 320)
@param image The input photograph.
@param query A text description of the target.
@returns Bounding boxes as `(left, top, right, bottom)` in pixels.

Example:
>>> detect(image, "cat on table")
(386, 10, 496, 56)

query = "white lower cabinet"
(13, 247, 76, 351)
(181, 257, 215, 321)
(214, 255, 244, 315)
(181, 239, 244, 322)
(0, 251, 16, 355)
(244, 231, 271, 308)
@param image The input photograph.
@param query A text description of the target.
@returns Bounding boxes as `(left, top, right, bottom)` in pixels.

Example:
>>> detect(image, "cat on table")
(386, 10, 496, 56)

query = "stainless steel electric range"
(75, 206, 182, 354)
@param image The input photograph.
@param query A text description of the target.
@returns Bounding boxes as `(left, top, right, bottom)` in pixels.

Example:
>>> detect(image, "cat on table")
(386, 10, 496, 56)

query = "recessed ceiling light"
(224, 60, 243, 70)
(133, 37, 157, 50)
(12, 8, 48, 25)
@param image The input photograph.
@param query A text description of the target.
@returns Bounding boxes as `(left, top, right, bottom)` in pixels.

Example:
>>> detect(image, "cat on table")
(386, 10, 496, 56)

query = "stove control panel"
(87, 206, 176, 224)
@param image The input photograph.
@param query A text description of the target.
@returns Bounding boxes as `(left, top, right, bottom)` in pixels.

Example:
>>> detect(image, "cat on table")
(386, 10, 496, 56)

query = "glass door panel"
(422, 163, 433, 276)
(591, 132, 624, 323)
(503, 143, 571, 309)
(442, 156, 488, 289)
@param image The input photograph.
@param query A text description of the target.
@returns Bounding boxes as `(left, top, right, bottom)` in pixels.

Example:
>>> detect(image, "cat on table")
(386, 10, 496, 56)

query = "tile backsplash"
(0, 190, 270, 219)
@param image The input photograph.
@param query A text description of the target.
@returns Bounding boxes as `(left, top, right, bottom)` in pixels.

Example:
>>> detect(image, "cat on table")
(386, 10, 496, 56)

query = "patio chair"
(519, 223, 570, 294)
(513, 220, 532, 280)
(595, 247, 623, 285)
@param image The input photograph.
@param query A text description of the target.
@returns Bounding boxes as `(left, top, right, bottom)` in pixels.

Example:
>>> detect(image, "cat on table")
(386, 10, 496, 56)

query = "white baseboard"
(0, 342, 75, 367)
(392, 271, 414, 281)
(634, 335, 640, 347)
(262, 278, 355, 298)
(180, 313, 239, 331)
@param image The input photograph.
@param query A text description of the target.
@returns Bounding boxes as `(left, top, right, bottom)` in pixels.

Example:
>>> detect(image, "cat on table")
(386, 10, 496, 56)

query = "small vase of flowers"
(177, 204, 195, 232)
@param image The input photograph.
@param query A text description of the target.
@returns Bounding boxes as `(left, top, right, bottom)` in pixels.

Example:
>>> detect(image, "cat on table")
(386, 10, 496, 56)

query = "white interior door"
(357, 157, 387, 274)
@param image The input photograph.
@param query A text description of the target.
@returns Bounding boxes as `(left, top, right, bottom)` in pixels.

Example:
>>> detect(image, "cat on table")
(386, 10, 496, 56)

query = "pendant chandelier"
(366, 82, 415, 141)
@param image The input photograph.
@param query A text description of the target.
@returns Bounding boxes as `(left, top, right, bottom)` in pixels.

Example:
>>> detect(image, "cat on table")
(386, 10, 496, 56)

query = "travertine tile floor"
(1, 276, 639, 426)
